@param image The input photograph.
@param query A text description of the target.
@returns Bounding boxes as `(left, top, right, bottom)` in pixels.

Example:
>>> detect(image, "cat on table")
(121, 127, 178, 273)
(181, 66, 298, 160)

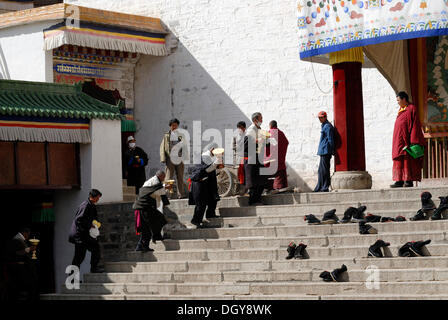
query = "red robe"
(392, 104, 425, 181)
(265, 128, 289, 189)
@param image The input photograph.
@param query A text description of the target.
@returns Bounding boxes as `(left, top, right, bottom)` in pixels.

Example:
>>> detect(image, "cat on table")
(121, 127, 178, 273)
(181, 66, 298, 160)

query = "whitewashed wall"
(65, 0, 398, 190)
(0, 21, 54, 82)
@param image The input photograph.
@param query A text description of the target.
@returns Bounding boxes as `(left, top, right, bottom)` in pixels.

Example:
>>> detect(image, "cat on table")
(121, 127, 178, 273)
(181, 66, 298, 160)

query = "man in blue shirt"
(314, 111, 335, 192)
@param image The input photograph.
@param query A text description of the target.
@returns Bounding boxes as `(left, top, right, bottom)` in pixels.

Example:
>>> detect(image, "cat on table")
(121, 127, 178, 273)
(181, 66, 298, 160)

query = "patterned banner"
(44, 20, 168, 56)
(298, 0, 448, 59)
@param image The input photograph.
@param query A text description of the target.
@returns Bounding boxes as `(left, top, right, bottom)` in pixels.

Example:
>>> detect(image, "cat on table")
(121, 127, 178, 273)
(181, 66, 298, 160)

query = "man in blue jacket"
(314, 111, 335, 192)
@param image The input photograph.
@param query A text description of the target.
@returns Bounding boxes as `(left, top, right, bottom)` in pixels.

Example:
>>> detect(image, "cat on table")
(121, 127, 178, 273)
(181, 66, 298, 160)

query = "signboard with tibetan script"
(297, 0, 448, 59)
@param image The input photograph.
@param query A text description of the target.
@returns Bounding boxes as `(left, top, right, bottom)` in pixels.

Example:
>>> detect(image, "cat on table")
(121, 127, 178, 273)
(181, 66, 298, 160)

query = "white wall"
(0, 21, 55, 82)
(90, 119, 123, 203)
(53, 119, 122, 292)
(64, 0, 398, 190)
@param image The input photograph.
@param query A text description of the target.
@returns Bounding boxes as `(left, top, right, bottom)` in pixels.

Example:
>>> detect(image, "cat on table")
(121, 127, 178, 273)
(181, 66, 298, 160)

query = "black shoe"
(368, 240, 390, 258)
(431, 197, 448, 220)
(404, 181, 413, 187)
(365, 213, 382, 223)
(320, 264, 347, 282)
(90, 267, 105, 273)
(395, 215, 407, 222)
(341, 207, 357, 223)
(398, 242, 412, 257)
(381, 216, 395, 223)
(294, 243, 308, 259)
(359, 221, 377, 234)
(390, 181, 404, 188)
(322, 209, 339, 224)
(352, 205, 366, 222)
(409, 240, 431, 257)
(304, 214, 321, 225)
(410, 209, 426, 221)
(286, 241, 297, 260)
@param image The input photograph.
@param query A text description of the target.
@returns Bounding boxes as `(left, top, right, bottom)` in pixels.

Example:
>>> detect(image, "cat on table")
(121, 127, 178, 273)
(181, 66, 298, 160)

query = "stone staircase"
(41, 186, 448, 300)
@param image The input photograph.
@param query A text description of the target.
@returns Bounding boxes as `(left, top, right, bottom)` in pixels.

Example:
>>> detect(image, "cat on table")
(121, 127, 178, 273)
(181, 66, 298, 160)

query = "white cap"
(127, 136, 135, 142)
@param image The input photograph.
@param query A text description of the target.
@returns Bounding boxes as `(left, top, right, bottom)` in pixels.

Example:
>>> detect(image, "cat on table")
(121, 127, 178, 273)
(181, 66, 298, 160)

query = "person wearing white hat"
(314, 111, 334, 192)
(124, 136, 149, 194)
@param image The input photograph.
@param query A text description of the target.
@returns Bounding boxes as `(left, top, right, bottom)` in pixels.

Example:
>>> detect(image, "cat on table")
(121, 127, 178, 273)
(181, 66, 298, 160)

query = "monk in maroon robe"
(265, 120, 289, 190)
(391, 92, 425, 188)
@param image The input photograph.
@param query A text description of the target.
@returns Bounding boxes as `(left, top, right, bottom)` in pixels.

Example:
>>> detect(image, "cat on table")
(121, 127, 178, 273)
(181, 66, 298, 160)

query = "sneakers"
(352, 205, 367, 222)
(365, 213, 382, 223)
(286, 241, 297, 260)
(320, 264, 347, 282)
(398, 242, 412, 257)
(341, 207, 357, 223)
(410, 209, 426, 221)
(304, 214, 321, 225)
(395, 216, 407, 222)
(359, 221, 378, 235)
(409, 240, 431, 257)
(368, 240, 390, 258)
(322, 209, 339, 224)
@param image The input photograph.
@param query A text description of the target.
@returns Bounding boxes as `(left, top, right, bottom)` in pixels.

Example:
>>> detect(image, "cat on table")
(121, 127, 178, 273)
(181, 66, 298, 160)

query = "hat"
(127, 136, 135, 142)
(318, 111, 327, 118)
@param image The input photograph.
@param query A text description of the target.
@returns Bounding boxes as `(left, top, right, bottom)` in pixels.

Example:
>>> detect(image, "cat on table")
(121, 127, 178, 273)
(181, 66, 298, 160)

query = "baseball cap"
(318, 111, 327, 118)
(127, 136, 135, 142)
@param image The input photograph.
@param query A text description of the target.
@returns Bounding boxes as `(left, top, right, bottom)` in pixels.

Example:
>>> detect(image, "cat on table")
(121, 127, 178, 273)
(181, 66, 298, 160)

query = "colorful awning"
(298, 0, 448, 59)
(44, 20, 168, 56)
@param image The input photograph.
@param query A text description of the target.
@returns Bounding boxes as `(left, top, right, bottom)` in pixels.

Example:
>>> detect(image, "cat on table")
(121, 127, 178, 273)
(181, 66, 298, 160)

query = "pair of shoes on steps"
(285, 241, 308, 259)
(359, 221, 378, 234)
(341, 205, 366, 223)
(390, 181, 413, 188)
(431, 196, 448, 220)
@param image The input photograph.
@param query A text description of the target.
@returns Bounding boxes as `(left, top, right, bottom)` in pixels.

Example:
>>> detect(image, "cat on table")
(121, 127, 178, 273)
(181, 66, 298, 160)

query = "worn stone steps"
(103, 256, 448, 273)
(167, 220, 448, 240)
(40, 293, 448, 300)
(57, 280, 448, 295)
(124, 242, 447, 262)
(83, 268, 448, 284)
(152, 231, 446, 251)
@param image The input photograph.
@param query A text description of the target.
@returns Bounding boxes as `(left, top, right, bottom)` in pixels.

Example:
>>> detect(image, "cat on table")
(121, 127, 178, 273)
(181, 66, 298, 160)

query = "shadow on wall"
(134, 38, 314, 192)
(0, 44, 10, 79)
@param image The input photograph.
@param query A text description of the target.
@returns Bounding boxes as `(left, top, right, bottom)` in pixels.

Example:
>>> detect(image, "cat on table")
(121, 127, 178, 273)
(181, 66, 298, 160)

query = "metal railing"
(423, 137, 448, 179)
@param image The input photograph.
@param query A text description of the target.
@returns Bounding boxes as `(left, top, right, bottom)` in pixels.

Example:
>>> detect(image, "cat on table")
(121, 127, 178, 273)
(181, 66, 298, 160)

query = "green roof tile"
(0, 79, 122, 120)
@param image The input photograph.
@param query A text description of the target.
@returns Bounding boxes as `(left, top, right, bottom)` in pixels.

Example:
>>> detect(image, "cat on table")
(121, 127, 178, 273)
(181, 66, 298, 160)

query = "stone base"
(331, 171, 372, 190)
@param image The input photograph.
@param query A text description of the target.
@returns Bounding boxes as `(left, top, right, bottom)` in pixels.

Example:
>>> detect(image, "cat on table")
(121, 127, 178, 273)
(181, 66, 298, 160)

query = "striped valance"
(0, 115, 91, 143)
(44, 20, 168, 56)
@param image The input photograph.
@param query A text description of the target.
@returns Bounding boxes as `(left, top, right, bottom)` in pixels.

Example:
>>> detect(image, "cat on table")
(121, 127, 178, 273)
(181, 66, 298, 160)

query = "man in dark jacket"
(124, 136, 149, 195)
(314, 111, 335, 192)
(133, 170, 170, 252)
(4, 227, 38, 300)
(68, 189, 104, 273)
(189, 144, 223, 228)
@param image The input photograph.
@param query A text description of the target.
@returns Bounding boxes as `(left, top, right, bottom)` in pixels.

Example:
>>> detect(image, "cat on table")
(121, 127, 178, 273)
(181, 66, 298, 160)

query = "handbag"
(404, 144, 424, 159)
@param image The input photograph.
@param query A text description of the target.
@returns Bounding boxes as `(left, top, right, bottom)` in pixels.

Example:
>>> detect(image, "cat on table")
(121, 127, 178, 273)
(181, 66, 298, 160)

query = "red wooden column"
(329, 48, 372, 190)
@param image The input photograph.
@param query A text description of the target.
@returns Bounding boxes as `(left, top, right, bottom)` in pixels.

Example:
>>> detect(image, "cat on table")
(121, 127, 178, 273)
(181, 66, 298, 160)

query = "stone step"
(167, 220, 448, 240)
(83, 268, 448, 284)
(179, 210, 417, 228)
(104, 256, 448, 273)
(217, 199, 422, 218)
(40, 293, 448, 300)
(58, 280, 448, 295)
(164, 186, 448, 209)
(152, 231, 446, 251)
(124, 243, 448, 262)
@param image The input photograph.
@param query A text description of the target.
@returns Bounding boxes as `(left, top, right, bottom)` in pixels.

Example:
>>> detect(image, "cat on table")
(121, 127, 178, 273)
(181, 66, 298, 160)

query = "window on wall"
(0, 141, 80, 189)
